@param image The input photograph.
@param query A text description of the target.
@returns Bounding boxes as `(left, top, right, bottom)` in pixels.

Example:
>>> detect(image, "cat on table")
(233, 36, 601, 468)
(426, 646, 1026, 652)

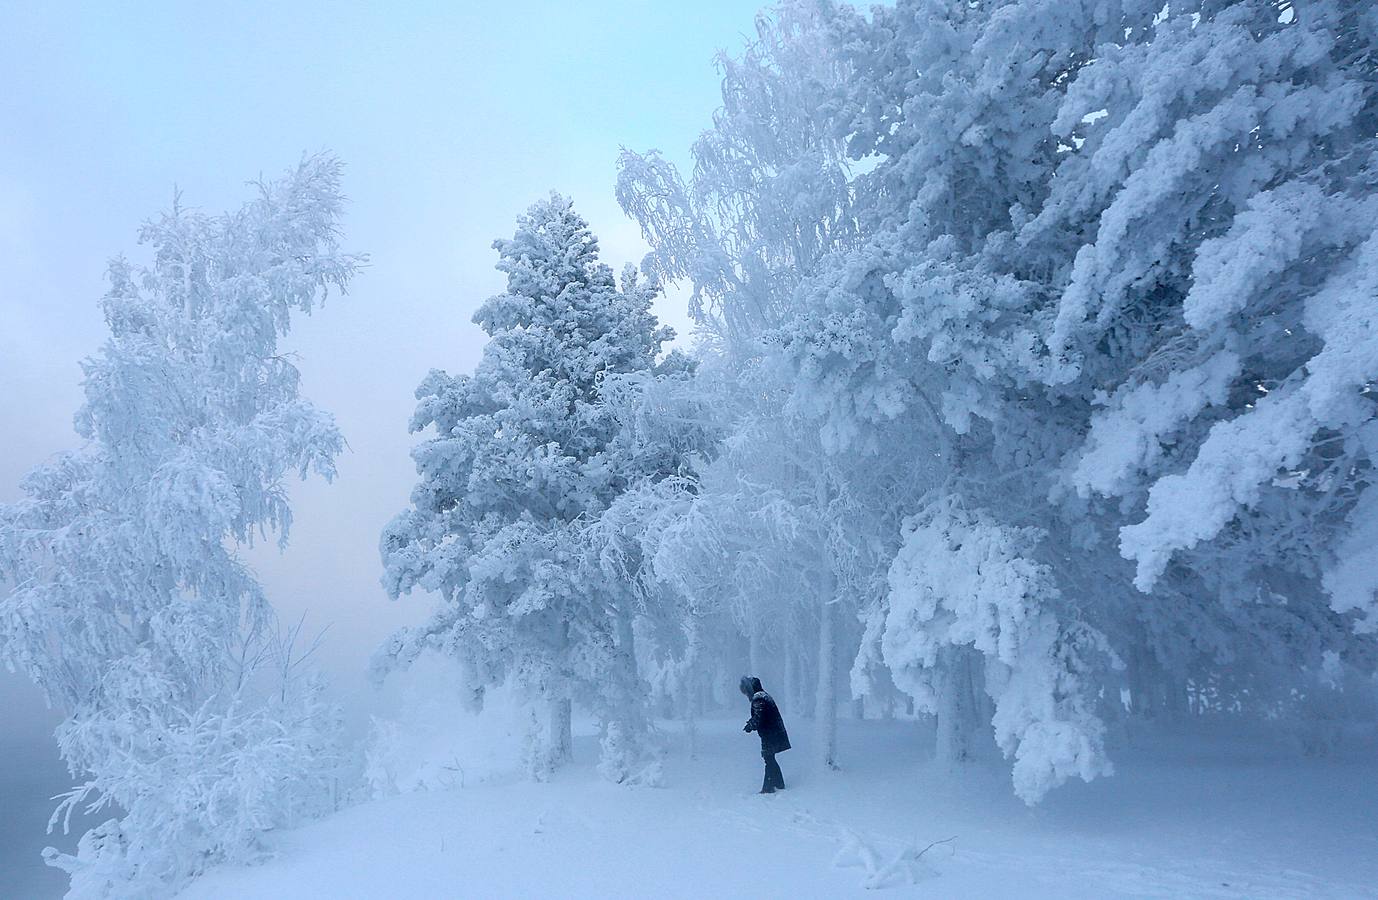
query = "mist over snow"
(4, 1, 1378, 898)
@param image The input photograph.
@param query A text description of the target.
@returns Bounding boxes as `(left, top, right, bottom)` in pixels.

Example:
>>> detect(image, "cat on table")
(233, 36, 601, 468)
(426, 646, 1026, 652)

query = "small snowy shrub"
(45, 647, 343, 898)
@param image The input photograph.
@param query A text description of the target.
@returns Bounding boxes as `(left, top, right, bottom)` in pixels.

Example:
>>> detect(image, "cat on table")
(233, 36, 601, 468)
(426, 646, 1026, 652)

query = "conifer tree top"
(488, 193, 612, 313)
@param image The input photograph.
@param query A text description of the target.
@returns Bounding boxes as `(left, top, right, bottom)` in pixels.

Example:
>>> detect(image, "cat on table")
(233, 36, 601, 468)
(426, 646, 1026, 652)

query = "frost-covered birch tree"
(0, 154, 361, 897)
(617, 2, 890, 771)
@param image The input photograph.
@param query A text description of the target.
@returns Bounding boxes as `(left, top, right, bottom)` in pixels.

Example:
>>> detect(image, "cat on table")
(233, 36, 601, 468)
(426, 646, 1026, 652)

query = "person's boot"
(766, 759, 785, 791)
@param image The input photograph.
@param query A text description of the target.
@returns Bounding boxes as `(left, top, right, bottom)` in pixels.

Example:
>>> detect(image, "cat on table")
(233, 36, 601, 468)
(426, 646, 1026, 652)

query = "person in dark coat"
(740, 675, 790, 793)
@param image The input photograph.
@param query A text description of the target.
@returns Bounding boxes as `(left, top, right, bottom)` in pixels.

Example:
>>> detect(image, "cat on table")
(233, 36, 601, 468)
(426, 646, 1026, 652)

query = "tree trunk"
(784, 615, 798, 718)
(1127, 628, 1164, 722)
(684, 618, 702, 760)
(549, 620, 574, 768)
(748, 622, 763, 678)
(550, 696, 573, 765)
(935, 649, 981, 766)
(815, 596, 839, 770)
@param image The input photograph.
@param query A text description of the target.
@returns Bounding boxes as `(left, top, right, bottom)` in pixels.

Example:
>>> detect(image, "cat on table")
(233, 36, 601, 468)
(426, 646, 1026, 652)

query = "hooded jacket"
(740, 676, 791, 754)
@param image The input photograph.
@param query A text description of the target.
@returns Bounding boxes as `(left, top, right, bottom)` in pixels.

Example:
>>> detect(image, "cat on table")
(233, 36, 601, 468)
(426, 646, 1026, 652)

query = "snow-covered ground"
(181, 717, 1378, 899)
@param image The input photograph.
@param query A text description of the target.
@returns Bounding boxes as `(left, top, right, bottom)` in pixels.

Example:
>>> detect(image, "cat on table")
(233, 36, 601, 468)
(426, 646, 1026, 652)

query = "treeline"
(383, 0, 1378, 805)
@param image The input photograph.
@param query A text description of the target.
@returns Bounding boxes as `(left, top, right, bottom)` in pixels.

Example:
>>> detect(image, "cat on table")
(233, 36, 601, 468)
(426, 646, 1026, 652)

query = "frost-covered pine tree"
(0, 154, 361, 897)
(378, 195, 696, 780)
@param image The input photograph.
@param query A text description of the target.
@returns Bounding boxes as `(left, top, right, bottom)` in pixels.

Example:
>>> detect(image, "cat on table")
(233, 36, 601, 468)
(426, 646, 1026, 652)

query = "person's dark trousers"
(761, 751, 785, 792)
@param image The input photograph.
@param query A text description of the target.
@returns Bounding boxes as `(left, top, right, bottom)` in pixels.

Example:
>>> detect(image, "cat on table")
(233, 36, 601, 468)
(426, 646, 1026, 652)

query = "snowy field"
(181, 718, 1378, 899)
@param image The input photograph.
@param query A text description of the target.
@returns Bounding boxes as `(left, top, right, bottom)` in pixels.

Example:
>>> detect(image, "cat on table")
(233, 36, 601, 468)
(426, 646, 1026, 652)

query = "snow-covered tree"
(621, 0, 1378, 802)
(616, 1, 859, 356)
(617, 3, 896, 771)
(377, 195, 702, 780)
(0, 154, 361, 896)
(803, 0, 1378, 778)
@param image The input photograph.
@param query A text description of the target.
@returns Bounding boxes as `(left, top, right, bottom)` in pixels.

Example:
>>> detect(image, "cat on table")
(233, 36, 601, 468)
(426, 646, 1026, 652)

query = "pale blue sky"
(0, 3, 762, 893)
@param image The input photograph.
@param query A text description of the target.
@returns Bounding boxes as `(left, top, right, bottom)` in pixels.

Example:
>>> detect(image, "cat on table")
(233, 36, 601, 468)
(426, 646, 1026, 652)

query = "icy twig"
(835, 827, 956, 889)
(864, 835, 956, 889)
